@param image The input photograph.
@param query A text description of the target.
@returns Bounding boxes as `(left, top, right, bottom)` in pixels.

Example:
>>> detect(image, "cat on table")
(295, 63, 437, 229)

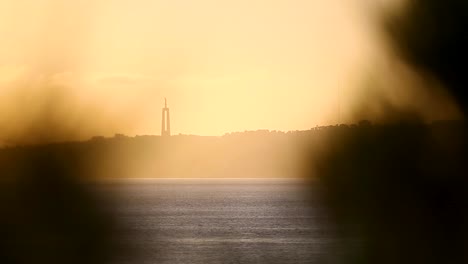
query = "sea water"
(104, 178, 332, 264)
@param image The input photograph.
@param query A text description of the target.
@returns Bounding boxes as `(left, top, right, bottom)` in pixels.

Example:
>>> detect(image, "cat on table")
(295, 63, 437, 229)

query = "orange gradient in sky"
(0, 0, 458, 144)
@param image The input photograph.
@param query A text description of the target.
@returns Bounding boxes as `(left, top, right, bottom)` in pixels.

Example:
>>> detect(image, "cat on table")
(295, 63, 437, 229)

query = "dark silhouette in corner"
(0, 130, 139, 263)
(0, 149, 121, 264)
(313, 1, 468, 263)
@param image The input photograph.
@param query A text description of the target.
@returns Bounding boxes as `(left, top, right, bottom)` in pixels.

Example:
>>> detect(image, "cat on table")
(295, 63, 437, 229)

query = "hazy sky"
(0, 0, 457, 143)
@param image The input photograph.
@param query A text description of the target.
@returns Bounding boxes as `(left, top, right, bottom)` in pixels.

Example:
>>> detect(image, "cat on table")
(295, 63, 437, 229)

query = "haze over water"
(1, 0, 466, 263)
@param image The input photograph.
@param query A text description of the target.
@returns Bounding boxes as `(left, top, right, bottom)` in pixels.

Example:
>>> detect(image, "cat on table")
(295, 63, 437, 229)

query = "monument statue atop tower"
(161, 98, 171, 136)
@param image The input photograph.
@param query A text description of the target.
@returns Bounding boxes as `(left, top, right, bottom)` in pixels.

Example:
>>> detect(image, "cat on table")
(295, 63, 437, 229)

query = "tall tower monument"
(161, 98, 171, 136)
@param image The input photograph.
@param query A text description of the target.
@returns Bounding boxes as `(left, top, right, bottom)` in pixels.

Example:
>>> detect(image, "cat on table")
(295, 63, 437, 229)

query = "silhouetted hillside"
(0, 121, 465, 180)
(1, 129, 309, 179)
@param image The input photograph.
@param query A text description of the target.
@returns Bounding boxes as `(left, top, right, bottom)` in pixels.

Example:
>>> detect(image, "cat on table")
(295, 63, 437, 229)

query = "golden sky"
(0, 0, 458, 143)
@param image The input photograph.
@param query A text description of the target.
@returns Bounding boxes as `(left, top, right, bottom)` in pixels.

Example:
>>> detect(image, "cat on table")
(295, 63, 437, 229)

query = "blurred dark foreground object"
(315, 121, 468, 263)
(0, 148, 123, 264)
(385, 0, 468, 115)
(314, 1, 468, 263)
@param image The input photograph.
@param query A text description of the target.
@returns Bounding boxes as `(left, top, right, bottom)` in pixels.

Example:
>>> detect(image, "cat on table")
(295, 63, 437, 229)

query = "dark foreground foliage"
(315, 121, 468, 263)
(0, 151, 124, 264)
(315, 0, 468, 262)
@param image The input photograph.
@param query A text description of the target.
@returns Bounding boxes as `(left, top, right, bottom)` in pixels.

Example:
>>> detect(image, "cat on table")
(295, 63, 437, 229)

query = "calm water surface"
(105, 178, 332, 264)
